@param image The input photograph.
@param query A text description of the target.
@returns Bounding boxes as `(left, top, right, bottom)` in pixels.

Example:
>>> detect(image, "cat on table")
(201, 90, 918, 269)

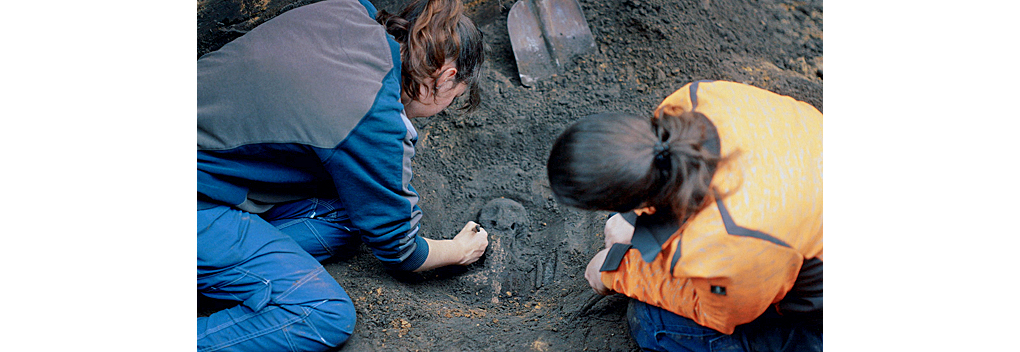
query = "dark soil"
(197, 0, 822, 350)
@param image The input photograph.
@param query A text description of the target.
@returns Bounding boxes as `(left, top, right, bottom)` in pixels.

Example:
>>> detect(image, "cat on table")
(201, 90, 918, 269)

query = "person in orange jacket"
(547, 80, 822, 351)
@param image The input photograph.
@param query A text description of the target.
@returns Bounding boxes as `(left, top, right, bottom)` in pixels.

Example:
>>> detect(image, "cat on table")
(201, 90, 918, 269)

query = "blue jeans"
(627, 300, 745, 352)
(258, 198, 363, 262)
(627, 300, 822, 352)
(197, 198, 360, 351)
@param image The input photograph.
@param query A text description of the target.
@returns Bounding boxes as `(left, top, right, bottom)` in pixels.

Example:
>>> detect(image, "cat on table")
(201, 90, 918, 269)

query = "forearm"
(412, 222, 488, 272)
(413, 237, 466, 272)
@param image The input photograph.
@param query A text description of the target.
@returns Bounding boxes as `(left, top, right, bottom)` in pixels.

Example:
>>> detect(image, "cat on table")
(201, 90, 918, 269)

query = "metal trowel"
(507, 0, 595, 87)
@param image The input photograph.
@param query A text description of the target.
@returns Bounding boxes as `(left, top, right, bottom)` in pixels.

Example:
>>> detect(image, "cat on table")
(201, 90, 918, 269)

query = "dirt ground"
(197, 0, 822, 350)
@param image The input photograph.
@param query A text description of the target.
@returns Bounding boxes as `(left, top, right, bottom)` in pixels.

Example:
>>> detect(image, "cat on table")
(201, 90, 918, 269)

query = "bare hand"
(453, 221, 488, 265)
(603, 213, 635, 249)
(585, 248, 612, 295)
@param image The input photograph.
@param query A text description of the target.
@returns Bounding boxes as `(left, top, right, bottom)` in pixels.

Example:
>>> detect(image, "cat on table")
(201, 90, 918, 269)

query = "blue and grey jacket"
(197, 0, 428, 272)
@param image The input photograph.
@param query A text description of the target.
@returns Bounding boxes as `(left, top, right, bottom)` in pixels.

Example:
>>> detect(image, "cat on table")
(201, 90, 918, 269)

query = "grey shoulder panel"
(197, 0, 393, 150)
(399, 110, 420, 207)
(398, 110, 423, 256)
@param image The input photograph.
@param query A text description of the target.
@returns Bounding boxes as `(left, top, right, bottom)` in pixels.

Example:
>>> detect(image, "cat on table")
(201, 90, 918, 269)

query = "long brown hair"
(377, 0, 485, 111)
(547, 110, 731, 223)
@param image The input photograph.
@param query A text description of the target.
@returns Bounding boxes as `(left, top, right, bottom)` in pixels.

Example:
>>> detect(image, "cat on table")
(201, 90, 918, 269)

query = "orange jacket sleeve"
(600, 201, 803, 334)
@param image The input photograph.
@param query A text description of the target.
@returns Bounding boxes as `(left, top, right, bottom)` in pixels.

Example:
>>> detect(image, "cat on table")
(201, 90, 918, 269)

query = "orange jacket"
(600, 81, 823, 334)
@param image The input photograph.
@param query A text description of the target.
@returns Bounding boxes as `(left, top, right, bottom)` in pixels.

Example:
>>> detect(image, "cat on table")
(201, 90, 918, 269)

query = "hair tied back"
(653, 141, 671, 178)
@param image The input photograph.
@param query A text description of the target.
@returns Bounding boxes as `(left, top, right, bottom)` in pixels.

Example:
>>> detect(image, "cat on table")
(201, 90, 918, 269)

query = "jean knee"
(279, 270, 357, 351)
(305, 298, 356, 348)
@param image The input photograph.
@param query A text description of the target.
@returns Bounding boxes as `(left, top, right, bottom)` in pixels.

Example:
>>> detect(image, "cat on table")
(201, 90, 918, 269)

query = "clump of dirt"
(197, 0, 822, 350)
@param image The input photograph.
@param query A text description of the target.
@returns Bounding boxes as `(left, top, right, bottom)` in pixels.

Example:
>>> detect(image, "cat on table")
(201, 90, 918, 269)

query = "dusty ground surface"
(197, 0, 822, 350)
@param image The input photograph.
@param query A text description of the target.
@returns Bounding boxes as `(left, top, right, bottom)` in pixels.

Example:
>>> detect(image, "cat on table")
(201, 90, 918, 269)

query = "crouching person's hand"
(415, 221, 489, 272)
(453, 221, 489, 265)
(586, 248, 612, 295)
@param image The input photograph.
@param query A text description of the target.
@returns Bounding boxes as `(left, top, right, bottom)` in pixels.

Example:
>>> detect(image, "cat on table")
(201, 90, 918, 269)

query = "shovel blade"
(508, 0, 595, 86)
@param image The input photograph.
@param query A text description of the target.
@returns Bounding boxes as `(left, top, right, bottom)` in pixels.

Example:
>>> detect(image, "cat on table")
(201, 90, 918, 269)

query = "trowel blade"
(508, 0, 595, 87)
(508, 0, 557, 87)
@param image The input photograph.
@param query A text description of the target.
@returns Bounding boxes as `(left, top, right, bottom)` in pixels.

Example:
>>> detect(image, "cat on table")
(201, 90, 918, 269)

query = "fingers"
(585, 249, 611, 295)
(462, 221, 488, 234)
(456, 221, 488, 239)
(460, 221, 479, 234)
(457, 221, 488, 265)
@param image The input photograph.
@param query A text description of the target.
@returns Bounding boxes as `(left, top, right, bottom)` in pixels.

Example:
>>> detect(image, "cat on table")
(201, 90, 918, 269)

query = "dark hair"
(376, 0, 485, 112)
(547, 110, 728, 222)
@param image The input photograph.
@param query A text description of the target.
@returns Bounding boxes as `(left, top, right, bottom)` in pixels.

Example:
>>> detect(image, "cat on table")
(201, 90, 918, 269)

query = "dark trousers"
(627, 299, 822, 352)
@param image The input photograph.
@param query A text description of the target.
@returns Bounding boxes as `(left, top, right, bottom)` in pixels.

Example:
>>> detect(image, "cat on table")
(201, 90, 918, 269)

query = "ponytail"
(377, 0, 485, 111)
(648, 110, 725, 222)
(547, 111, 730, 224)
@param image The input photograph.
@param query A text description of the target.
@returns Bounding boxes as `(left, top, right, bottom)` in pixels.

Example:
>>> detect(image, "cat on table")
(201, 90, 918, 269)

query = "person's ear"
(437, 67, 458, 88)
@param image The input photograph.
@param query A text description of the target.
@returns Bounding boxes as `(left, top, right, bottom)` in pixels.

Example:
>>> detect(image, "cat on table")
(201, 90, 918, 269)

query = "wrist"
(600, 271, 614, 292)
(415, 238, 464, 272)
(398, 235, 430, 272)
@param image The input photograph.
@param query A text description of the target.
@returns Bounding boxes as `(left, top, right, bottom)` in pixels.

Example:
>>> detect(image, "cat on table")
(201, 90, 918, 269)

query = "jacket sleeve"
(599, 222, 801, 334)
(314, 67, 429, 272)
(315, 113, 428, 271)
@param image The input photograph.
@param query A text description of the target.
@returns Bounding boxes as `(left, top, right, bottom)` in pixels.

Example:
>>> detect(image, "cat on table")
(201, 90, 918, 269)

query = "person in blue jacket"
(196, 0, 488, 350)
